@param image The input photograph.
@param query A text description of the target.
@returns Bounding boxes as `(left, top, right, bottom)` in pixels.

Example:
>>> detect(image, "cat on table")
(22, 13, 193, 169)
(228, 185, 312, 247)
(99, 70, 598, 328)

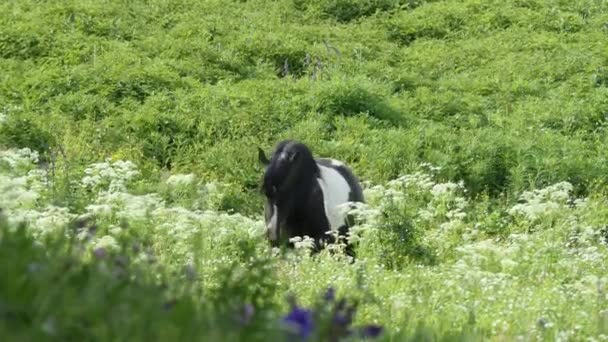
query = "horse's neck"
(288, 176, 316, 210)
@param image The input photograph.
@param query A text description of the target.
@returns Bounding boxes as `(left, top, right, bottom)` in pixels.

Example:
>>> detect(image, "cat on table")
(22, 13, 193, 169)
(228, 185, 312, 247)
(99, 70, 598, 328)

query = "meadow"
(1, 0, 608, 340)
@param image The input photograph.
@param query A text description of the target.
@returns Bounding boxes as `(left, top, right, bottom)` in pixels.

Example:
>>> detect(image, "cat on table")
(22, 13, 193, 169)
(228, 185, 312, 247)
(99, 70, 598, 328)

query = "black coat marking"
(258, 140, 365, 256)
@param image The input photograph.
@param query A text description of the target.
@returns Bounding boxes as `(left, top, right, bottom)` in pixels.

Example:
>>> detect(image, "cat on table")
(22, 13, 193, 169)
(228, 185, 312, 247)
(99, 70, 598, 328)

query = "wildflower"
(332, 299, 358, 336)
(431, 182, 459, 197)
(85, 204, 112, 216)
(81, 159, 140, 192)
(75, 223, 97, 242)
(237, 303, 255, 325)
(108, 225, 122, 236)
(0, 148, 39, 169)
(94, 235, 119, 253)
(323, 287, 335, 302)
(93, 247, 107, 259)
(283, 306, 314, 339)
(333, 311, 351, 328)
(166, 173, 195, 187)
(500, 258, 518, 271)
(359, 324, 383, 338)
(508, 182, 574, 221)
(290, 235, 316, 250)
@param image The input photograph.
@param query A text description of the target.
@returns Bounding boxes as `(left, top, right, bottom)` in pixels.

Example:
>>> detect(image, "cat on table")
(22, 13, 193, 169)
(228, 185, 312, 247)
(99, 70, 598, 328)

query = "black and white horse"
(258, 140, 365, 256)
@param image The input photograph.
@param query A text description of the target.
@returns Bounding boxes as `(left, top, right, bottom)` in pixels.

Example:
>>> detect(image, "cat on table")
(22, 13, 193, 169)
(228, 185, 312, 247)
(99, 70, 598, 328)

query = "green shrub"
(295, 0, 402, 23)
(375, 200, 435, 269)
(0, 115, 55, 160)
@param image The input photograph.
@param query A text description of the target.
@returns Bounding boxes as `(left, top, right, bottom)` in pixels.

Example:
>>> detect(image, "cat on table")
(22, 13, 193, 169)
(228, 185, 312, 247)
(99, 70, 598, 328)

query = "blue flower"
(283, 306, 314, 339)
(323, 287, 335, 302)
(333, 312, 350, 327)
(332, 299, 355, 328)
(360, 324, 383, 338)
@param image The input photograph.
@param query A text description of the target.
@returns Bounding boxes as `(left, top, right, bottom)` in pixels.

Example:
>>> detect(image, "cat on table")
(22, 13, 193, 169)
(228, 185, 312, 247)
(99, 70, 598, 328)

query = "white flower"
(94, 191, 163, 220)
(573, 198, 588, 208)
(290, 235, 316, 250)
(0, 175, 40, 209)
(81, 159, 140, 192)
(166, 173, 195, 187)
(95, 235, 120, 251)
(431, 182, 459, 197)
(0, 148, 39, 169)
(108, 225, 122, 236)
(508, 182, 574, 221)
(85, 204, 113, 216)
(6, 206, 75, 238)
(500, 258, 518, 271)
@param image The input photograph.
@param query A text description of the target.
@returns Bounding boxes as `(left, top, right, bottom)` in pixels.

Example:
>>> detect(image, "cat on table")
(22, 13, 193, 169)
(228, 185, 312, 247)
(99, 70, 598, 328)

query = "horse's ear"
(258, 147, 270, 165)
(288, 151, 299, 163)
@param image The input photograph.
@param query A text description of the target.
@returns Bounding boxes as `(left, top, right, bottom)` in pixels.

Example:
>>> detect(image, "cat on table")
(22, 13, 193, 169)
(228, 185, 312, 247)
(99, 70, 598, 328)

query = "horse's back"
(316, 158, 364, 203)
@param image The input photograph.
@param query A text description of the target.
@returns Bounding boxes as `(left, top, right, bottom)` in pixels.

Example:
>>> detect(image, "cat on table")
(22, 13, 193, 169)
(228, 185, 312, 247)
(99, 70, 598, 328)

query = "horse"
(257, 140, 365, 256)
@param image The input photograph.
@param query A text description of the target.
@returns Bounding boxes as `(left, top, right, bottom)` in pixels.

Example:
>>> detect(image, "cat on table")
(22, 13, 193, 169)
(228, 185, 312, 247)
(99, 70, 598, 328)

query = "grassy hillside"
(1, 0, 608, 340)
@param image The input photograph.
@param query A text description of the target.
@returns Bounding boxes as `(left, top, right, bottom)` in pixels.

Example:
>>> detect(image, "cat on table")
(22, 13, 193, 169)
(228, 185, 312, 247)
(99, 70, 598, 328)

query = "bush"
(0, 115, 55, 160)
(295, 0, 402, 23)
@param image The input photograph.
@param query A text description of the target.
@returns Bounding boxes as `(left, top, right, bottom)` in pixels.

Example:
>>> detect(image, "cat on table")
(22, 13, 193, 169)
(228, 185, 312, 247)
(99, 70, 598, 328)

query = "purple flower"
(283, 306, 314, 339)
(333, 312, 350, 327)
(360, 324, 383, 338)
(332, 299, 355, 328)
(237, 303, 255, 325)
(323, 287, 335, 302)
(93, 247, 106, 259)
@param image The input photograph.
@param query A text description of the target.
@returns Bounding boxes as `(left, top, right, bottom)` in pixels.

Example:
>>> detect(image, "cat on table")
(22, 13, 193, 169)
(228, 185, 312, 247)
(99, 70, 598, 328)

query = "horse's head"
(258, 140, 318, 245)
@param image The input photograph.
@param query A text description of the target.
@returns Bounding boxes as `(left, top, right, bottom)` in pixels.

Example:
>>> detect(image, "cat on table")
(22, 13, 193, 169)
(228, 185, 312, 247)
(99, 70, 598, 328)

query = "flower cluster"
(9, 205, 76, 239)
(289, 235, 317, 250)
(236, 286, 383, 341)
(81, 159, 140, 192)
(0, 148, 60, 238)
(281, 287, 383, 341)
(508, 181, 573, 221)
(0, 147, 39, 171)
(165, 173, 195, 188)
(358, 168, 469, 226)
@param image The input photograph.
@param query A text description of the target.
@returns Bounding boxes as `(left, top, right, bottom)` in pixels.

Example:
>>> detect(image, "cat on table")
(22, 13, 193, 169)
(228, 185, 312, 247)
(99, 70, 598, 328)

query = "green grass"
(1, 0, 608, 340)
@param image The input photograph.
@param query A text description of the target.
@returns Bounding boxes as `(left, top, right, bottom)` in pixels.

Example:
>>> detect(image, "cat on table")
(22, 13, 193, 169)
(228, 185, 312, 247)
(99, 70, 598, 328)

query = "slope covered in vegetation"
(1, 0, 608, 340)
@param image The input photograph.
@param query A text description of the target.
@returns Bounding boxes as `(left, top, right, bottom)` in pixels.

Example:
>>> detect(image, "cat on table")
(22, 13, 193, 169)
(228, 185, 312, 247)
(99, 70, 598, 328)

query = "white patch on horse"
(278, 151, 288, 161)
(267, 204, 279, 240)
(329, 159, 344, 167)
(316, 164, 351, 231)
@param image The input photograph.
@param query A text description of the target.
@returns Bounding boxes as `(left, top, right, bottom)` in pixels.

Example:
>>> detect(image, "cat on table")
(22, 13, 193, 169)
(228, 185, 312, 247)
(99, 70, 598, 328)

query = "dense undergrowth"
(1, 146, 608, 340)
(1, 0, 608, 340)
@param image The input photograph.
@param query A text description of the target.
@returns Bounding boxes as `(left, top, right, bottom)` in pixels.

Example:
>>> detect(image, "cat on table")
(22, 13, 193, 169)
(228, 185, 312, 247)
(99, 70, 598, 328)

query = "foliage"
(1, 147, 607, 340)
(2, 0, 608, 340)
(1, 0, 607, 216)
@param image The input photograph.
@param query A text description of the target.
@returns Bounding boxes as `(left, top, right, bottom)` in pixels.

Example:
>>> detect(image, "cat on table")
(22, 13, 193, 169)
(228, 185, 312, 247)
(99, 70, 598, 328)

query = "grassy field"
(1, 0, 608, 340)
